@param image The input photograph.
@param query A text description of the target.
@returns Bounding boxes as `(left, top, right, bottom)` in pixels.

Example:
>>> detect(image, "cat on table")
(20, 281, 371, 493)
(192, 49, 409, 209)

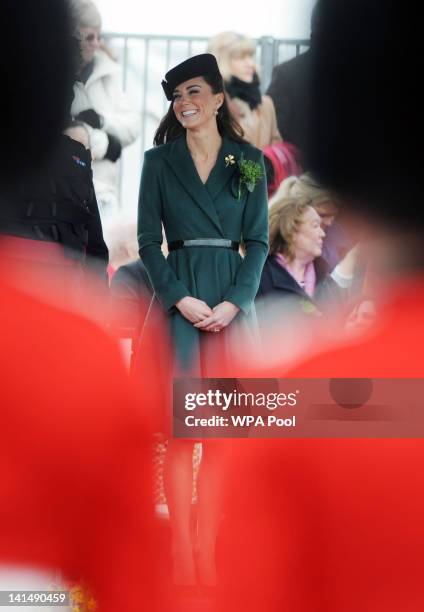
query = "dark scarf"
(79, 60, 95, 85)
(225, 73, 262, 110)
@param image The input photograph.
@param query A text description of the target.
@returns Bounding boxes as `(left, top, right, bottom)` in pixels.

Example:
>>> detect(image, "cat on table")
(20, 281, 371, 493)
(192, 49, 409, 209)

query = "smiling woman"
(155, 56, 244, 146)
(136, 54, 269, 591)
(172, 78, 225, 182)
(173, 79, 219, 125)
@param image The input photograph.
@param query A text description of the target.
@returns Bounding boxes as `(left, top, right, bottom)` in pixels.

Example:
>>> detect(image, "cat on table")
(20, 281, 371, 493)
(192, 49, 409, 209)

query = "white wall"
(96, 0, 315, 39)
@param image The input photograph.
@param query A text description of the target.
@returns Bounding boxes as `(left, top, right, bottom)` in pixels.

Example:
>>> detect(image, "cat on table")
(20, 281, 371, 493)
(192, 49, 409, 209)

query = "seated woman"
(270, 173, 353, 271)
(256, 196, 342, 318)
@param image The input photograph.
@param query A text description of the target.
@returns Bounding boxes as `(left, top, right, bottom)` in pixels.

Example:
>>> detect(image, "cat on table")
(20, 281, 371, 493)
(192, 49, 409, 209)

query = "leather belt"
(168, 239, 239, 251)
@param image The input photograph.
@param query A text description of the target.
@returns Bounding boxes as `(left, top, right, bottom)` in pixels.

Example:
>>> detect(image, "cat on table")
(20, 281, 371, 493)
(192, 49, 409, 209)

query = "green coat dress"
(137, 134, 269, 375)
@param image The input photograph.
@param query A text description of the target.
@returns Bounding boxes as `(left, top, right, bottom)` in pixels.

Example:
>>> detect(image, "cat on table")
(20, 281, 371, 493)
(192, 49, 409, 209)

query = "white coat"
(71, 49, 140, 216)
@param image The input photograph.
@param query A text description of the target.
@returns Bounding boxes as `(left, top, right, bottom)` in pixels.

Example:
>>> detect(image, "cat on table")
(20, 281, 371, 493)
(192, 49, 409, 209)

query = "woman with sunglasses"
(69, 0, 140, 219)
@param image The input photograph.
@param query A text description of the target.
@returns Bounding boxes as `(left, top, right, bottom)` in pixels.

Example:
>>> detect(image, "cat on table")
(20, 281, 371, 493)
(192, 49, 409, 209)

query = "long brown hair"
(154, 72, 245, 146)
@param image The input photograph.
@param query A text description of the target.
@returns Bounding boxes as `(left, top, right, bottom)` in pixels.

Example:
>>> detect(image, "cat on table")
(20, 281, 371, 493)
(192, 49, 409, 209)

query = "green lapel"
(206, 136, 241, 201)
(165, 136, 224, 235)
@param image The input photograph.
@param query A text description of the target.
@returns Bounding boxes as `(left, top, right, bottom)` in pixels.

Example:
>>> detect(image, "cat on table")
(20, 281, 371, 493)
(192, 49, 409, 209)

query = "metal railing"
(102, 33, 309, 216)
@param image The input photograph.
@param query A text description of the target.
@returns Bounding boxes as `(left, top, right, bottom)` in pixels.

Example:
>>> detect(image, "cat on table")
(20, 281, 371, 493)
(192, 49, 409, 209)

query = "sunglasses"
(80, 32, 101, 44)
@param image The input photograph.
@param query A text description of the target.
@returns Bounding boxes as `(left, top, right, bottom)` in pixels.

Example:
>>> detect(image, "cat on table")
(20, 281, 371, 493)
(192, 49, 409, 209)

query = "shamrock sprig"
(225, 153, 263, 200)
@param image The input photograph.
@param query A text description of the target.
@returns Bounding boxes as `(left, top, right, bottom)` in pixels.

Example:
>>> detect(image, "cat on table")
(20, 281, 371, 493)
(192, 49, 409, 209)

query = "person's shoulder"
(62, 134, 91, 158)
(259, 94, 279, 121)
(144, 139, 175, 159)
(93, 48, 120, 75)
(112, 260, 153, 294)
(143, 143, 170, 165)
(257, 256, 276, 295)
(274, 50, 310, 75)
(261, 94, 276, 111)
(114, 259, 149, 280)
(263, 254, 279, 272)
(46, 135, 91, 173)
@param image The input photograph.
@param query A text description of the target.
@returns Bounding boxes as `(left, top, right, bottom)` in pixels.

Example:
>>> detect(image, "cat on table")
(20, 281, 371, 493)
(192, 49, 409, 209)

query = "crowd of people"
(1, 0, 423, 610)
(0, 0, 358, 357)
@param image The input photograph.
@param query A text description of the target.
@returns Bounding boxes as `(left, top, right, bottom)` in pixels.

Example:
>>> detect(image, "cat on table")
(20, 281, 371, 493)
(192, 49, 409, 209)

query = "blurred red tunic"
(219, 277, 424, 612)
(0, 276, 158, 611)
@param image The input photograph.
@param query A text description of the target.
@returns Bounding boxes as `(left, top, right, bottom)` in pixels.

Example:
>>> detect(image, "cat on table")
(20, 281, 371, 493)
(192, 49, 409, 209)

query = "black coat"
(110, 260, 153, 339)
(0, 135, 108, 279)
(266, 51, 311, 151)
(256, 255, 342, 318)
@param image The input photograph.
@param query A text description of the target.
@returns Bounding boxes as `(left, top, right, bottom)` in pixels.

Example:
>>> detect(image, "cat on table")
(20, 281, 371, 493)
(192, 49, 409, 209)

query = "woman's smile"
(172, 76, 224, 129)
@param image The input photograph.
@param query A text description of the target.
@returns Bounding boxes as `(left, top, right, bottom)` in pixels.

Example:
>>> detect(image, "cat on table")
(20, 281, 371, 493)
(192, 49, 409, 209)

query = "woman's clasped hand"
(176, 296, 240, 332)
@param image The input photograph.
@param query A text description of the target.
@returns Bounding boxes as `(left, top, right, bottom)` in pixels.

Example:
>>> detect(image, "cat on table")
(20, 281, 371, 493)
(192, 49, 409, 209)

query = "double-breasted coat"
(137, 134, 269, 375)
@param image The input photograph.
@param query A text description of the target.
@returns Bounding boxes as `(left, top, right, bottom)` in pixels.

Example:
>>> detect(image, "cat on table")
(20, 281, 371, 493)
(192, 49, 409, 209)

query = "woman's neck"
(288, 258, 308, 283)
(186, 126, 222, 162)
(281, 251, 314, 283)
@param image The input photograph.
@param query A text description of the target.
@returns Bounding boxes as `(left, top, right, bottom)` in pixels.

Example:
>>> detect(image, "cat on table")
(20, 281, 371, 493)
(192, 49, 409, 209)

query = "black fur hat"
(304, 0, 421, 228)
(161, 53, 222, 100)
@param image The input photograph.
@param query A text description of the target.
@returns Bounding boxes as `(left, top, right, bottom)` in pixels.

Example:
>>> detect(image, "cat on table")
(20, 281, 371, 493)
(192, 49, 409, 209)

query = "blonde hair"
(268, 197, 313, 260)
(271, 173, 340, 210)
(207, 31, 257, 81)
(69, 0, 102, 30)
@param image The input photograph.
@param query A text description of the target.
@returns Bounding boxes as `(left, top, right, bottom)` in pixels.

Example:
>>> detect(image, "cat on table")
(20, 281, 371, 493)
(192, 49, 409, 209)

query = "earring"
(214, 109, 219, 116)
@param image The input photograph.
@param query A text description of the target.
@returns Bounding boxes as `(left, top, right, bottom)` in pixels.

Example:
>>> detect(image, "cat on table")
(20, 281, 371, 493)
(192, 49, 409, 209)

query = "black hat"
(161, 53, 222, 101)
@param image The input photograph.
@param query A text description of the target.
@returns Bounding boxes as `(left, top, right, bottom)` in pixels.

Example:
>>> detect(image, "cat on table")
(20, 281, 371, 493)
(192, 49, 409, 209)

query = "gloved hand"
(75, 108, 104, 130)
(104, 133, 122, 162)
